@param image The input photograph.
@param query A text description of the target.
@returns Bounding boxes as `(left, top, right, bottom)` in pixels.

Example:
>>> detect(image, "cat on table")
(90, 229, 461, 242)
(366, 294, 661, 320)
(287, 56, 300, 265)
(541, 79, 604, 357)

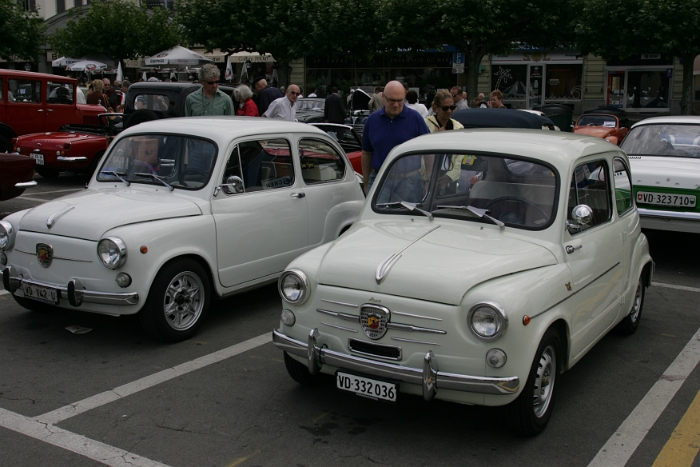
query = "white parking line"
(587, 328, 700, 467)
(653, 282, 700, 294)
(0, 408, 170, 467)
(0, 290, 8, 296)
(34, 332, 271, 425)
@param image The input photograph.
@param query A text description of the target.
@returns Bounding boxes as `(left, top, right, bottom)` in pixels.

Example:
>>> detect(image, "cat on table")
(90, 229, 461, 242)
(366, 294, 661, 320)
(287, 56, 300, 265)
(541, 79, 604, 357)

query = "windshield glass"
(296, 98, 325, 111)
(373, 152, 558, 230)
(620, 124, 700, 158)
(97, 134, 217, 190)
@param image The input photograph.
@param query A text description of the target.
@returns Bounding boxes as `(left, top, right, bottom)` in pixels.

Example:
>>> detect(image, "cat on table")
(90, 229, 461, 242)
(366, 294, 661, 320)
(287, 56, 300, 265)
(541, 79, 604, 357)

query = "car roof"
(0, 69, 76, 82)
(387, 128, 625, 173)
(631, 115, 700, 128)
(452, 108, 544, 129)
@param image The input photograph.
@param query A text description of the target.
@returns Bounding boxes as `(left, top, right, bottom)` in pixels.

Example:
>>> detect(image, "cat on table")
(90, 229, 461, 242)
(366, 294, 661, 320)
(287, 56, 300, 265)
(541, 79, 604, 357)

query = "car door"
(7, 77, 44, 135)
(612, 156, 639, 312)
(45, 80, 78, 131)
(565, 157, 624, 360)
(212, 137, 309, 288)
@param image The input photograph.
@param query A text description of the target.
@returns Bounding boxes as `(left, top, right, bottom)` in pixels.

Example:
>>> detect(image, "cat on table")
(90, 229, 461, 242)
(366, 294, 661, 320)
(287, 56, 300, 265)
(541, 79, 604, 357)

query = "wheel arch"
(547, 319, 570, 373)
(155, 253, 218, 299)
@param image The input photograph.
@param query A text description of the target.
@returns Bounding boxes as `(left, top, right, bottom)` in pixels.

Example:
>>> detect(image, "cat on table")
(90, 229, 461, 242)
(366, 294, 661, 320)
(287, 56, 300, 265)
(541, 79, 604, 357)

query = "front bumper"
(273, 328, 520, 402)
(638, 208, 700, 233)
(2, 266, 139, 307)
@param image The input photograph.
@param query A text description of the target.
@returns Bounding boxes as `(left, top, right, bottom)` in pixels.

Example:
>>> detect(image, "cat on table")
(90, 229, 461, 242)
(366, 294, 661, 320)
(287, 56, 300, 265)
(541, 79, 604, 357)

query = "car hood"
(317, 221, 557, 305)
(17, 189, 202, 240)
(574, 126, 614, 138)
(629, 155, 700, 190)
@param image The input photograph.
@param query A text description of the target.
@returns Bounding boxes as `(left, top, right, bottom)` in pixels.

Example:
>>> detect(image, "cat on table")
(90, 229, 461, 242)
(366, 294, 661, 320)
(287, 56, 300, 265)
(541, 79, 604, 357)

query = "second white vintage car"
(272, 129, 653, 436)
(1, 117, 365, 341)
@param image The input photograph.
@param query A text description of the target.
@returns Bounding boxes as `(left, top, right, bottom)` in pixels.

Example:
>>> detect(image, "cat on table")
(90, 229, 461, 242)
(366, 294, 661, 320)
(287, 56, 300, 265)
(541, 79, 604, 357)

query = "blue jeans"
(369, 170, 424, 204)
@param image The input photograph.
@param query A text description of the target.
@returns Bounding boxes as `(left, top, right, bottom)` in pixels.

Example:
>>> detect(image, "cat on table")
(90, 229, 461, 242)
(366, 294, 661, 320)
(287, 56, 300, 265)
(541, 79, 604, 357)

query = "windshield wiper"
(377, 201, 433, 221)
(435, 205, 504, 229)
(100, 170, 130, 187)
(134, 172, 174, 191)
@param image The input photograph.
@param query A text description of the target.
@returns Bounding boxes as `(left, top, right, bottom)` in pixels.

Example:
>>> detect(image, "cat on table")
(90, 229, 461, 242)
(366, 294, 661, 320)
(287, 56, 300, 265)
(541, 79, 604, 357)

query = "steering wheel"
(484, 196, 549, 224)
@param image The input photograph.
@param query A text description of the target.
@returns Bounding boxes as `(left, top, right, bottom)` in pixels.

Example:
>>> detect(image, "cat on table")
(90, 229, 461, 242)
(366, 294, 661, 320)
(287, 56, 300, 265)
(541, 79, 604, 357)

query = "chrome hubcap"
(533, 344, 556, 418)
(629, 282, 642, 323)
(163, 271, 204, 331)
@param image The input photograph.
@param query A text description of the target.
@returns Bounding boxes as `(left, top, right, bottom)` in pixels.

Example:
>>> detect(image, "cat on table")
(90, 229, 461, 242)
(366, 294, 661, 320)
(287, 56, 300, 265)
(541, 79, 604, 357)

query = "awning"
(229, 51, 275, 63)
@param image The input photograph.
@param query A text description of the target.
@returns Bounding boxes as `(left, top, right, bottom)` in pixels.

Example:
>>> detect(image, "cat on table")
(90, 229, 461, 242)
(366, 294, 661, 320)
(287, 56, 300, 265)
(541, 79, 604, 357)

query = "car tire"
(12, 295, 57, 313)
(125, 109, 159, 129)
(284, 351, 324, 386)
(0, 135, 11, 153)
(139, 258, 210, 343)
(35, 167, 60, 179)
(615, 277, 645, 336)
(507, 327, 561, 437)
(82, 150, 104, 177)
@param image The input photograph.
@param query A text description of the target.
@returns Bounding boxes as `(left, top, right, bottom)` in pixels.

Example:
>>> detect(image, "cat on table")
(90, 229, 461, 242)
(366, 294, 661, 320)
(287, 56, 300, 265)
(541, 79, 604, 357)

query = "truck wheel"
(35, 167, 60, 179)
(139, 258, 210, 343)
(284, 352, 324, 386)
(0, 135, 11, 153)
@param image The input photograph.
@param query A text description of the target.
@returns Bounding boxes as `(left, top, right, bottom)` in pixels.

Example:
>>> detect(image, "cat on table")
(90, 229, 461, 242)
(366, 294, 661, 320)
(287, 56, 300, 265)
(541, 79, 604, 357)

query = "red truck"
(0, 70, 105, 153)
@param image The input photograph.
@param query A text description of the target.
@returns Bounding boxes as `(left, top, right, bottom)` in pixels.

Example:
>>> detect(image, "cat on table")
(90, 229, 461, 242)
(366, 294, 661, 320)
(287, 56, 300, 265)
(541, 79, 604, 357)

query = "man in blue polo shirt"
(361, 80, 430, 201)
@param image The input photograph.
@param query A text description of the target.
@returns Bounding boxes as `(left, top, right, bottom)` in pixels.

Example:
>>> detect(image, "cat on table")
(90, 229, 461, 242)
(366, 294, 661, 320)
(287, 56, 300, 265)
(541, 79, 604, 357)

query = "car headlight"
(0, 221, 15, 251)
(468, 301, 508, 340)
(278, 269, 309, 304)
(97, 237, 127, 269)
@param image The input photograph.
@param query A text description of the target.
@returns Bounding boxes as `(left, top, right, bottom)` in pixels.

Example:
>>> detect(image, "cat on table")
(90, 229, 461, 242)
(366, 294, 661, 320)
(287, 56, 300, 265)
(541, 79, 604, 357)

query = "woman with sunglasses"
(423, 90, 465, 194)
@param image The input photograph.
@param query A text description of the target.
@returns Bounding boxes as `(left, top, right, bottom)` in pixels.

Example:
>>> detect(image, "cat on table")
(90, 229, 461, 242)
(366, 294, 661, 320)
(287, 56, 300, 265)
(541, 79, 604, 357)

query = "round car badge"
(360, 304, 390, 340)
(36, 243, 54, 268)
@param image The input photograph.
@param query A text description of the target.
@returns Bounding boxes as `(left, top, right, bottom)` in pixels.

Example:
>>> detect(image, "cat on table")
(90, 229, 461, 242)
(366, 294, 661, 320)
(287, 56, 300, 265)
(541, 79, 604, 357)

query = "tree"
(50, 0, 183, 69)
(576, 0, 700, 115)
(0, 0, 46, 63)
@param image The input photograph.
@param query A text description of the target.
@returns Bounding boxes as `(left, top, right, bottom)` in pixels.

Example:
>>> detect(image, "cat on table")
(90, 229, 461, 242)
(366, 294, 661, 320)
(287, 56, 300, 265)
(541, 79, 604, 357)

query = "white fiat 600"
(1, 118, 365, 342)
(273, 129, 654, 436)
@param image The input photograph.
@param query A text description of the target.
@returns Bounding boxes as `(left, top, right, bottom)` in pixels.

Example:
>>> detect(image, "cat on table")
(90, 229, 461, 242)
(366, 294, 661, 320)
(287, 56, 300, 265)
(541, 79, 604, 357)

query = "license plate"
(23, 283, 59, 304)
(637, 191, 696, 207)
(30, 153, 44, 165)
(337, 372, 397, 402)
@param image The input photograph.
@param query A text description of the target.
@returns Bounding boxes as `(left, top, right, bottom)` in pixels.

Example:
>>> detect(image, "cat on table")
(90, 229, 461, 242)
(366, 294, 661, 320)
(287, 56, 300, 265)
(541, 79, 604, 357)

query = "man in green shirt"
(185, 64, 234, 116)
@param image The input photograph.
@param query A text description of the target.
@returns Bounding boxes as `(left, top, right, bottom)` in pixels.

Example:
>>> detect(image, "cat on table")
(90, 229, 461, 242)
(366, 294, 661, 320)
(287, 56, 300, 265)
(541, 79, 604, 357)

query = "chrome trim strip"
(317, 308, 359, 321)
(7, 274, 138, 306)
(14, 248, 91, 263)
(375, 225, 441, 284)
(321, 322, 358, 333)
(348, 337, 402, 361)
(14, 181, 37, 188)
(529, 262, 620, 321)
(386, 322, 446, 334)
(392, 310, 442, 321)
(638, 208, 700, 221)
(47, 206, 74, 229)
(57, 156, 88, 162)
(391, 337, 441, 346)
(321, 299, 359, 308)
(272, 329, 519, 396)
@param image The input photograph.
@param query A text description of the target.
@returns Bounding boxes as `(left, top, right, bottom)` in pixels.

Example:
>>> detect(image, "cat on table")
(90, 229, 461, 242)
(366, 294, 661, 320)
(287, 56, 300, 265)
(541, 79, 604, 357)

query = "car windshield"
(296, 98, 325, 111)
(373, 152, 558, 230)
(578, 115, 617, 127)
(96, 134, 217, 190)
(621, 124, 700, 158)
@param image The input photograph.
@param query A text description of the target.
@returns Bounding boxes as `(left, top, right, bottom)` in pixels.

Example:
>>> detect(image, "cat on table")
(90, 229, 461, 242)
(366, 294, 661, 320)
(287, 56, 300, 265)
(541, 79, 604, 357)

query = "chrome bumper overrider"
(2, 266, 139, 307)
(638, 208, 700, 221)
(272, 328, 520, 401)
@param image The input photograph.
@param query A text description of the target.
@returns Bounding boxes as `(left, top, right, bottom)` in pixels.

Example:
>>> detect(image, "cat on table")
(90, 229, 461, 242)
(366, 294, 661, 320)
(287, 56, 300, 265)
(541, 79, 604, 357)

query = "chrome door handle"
(291, 192, 305, 198)
(566, 245, 582, 254)
(37, 109, 44, 112)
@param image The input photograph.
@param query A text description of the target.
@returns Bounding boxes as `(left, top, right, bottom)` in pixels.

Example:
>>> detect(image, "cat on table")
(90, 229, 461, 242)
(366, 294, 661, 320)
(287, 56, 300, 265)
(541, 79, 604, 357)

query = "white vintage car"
(620, 115, 700, 233)
(272, 129, 654, 436)
(1, 117, 365, 341)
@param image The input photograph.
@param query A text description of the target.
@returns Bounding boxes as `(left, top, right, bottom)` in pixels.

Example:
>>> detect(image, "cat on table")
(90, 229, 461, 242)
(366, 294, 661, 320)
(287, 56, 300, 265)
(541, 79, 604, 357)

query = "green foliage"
(50, 0, 183, 63)
(0, 0, 46, 62)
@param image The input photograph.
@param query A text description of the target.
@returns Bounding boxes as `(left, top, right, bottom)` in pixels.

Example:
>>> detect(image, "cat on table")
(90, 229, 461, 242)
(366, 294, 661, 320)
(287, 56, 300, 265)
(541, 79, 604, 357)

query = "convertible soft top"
(452, 108, 545, 129)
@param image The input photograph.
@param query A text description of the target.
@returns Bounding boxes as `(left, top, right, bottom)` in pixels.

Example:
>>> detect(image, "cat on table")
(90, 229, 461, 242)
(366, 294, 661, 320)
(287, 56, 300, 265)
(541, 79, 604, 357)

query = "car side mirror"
(221, 175, 244, 195)
(566, 204, 593, 234)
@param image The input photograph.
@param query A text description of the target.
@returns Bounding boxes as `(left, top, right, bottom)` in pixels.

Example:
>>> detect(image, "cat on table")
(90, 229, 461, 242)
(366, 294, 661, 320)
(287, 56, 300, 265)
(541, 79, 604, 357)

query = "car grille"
(348, 338, 402, 360)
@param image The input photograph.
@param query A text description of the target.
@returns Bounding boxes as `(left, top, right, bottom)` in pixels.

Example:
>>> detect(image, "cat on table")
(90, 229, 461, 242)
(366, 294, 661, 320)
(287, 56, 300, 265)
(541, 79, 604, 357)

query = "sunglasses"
(288, 91, 301, 96)
(384, 97, 404, 105)
(440, 105, 457, 111)
(205, 81, 218, 85)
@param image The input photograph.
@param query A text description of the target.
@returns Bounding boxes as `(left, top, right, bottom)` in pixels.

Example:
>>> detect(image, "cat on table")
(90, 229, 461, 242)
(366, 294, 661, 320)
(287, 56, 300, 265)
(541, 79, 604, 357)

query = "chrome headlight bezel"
(278, 269, 309, 305)
(97, 237, 127, 270)
(468, 301, 508, 341)
(0, 220, 15, 251)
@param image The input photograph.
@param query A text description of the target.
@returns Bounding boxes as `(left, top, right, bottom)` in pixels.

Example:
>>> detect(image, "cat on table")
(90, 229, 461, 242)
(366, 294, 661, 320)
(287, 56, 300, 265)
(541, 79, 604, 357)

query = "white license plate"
(30, 153, 44, 165)
(23, 284, 59, 304)
(637, 191, 696, 207)
(337, 372, 397, 402)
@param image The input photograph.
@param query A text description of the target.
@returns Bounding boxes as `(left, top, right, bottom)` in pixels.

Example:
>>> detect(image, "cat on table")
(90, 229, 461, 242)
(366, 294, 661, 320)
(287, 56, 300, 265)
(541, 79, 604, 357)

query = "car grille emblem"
(36, 243, 54, 268)
(360, 304, 390, 340)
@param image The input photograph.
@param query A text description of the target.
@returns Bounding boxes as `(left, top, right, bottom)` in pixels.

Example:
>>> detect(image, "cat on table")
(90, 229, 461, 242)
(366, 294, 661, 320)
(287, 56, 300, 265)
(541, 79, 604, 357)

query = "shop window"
(56, 0, 65, 13)
(545, 64, 583, 100)
(627, 71, 669, 108)
(493, 65, 527, 100)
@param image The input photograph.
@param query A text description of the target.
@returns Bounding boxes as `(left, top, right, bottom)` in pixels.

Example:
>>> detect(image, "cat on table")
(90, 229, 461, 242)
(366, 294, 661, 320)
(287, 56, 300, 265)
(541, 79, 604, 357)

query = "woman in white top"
(405, 90, 429, 117)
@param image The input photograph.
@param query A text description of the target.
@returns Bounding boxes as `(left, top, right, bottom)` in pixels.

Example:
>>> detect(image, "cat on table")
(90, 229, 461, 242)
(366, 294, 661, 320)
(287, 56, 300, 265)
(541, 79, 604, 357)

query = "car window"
(299, 138, 346, 184)
(318, 126, 361, 153)
(567, 160, 611, 232)
(621, 123, 700, 158)
(134, 93, 169, 112)
(47, 81, 74, 105)
(9, 79, 41, 103)
(237, 138, 294, 191)
(613, 158, 634, 216)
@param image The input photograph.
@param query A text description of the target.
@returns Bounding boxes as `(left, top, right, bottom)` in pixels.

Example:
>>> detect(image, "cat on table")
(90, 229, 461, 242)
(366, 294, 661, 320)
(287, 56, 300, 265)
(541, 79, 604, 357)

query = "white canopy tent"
(66, 60, 108, 72)
(144, 45, 212, 67)
(52, 56, 81, 67)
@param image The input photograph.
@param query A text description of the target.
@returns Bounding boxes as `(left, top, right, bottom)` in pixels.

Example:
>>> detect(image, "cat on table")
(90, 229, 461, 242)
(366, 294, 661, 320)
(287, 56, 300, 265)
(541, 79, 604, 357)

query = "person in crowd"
(307, 87, 317, 98)
(86, 79, 109, 108)
(184, 64, 234, 116)
(472, 92, 488, 108)
(235, 85, 259, 116)
(361, 80, 430, 198)
(368, 86, 383, 113)
(451, 86, 469, 110)
(120, 80, 131, 107)
(424, 89, 466, 194)
(489, 89, 506, 108)
(102, 78, 113, 100)
(252, 76, 284, 116)
(263, 84, 301, 120)
(324, 86, 346, 124)
(108, 80, 123, 111)
(405, 90, 429, 117)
